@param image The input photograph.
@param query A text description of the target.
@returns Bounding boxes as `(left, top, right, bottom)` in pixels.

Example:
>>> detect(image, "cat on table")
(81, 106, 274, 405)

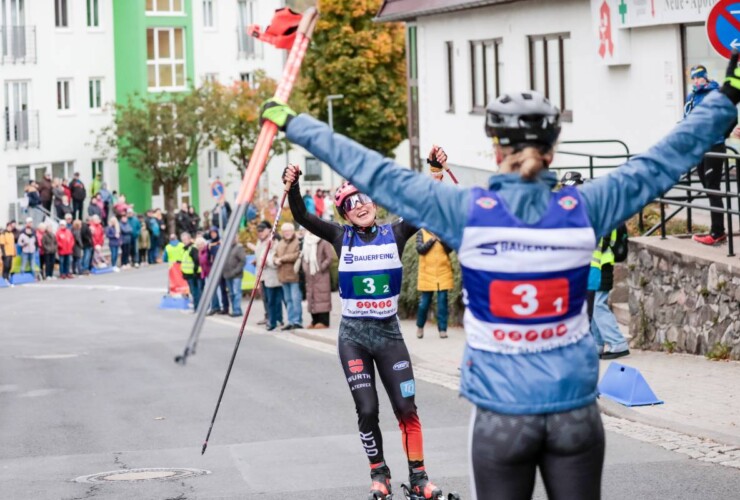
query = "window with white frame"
(445, 41, 454, 113)
(470, 39, 503, 112)
(207, 149, 219, 178)
(52, 160, 74, 180)
(87, 0, 99, 27)
(146, 27, 186, 91)
(57, 79, 71, 111)
(203, 0, 215, 28)
(91, 159, 104, 181)
(304, 157, 322, 182)
(239, 72, 253, 86)
(89, 78, 102, 109)
(203, 73, 218, 84)
(529, 33, 572, 120)
(55, 0, 68, 28)
(146, 0, 183, 14)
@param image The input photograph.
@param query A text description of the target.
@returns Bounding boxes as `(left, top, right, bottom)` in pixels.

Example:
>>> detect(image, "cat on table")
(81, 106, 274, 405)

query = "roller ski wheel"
(447, 494, 461, 500)
(401, 482, 445, 500)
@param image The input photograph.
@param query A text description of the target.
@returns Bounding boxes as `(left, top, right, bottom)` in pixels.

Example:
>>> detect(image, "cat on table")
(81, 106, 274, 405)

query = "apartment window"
(207, 149, 219, 178)
(146, 27, 186, 90)
(89, 78, 102, 109)
(52, 160, 74, 180)
(529, 33, 572, 120)
(4, 81, 30, 145)
(203, 0, 215, 28)
(91, 159, 104, 180)
(146, 0, 184, 14)
(304, 157, 322, 182)
(57, 79, 71, 110)
(237, 0, 255, 57)
(203, 73, 218, 84)
(470, 39, 502, 112)
(445, 41, 454, 112)
(55, 0, 68, 28)
(86, 0, 99, 27)
(239, 72, 253, 86)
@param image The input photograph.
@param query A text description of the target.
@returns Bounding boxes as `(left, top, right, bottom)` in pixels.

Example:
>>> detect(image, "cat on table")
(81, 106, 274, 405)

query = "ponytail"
(500, 145, 554, 181)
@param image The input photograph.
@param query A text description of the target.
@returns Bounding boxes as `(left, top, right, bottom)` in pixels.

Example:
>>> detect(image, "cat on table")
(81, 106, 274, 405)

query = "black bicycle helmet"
(485, 91, 561, 147)
(560, 171, 584, 186)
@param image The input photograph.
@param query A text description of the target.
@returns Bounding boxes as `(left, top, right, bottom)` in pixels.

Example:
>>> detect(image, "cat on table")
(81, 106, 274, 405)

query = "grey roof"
(375, 0, 525, 22)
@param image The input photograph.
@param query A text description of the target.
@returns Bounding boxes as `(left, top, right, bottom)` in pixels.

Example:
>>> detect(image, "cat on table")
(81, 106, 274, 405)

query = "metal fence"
(0, 25, 37, 64)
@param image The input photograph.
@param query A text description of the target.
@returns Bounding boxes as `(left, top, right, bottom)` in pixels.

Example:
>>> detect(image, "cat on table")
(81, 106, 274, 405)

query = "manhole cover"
(74, 468, 210, 483)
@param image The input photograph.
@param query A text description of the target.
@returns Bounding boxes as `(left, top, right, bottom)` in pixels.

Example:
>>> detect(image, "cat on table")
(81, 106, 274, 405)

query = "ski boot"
(368, 462, 393, 500)
(401, 467, 444, 500)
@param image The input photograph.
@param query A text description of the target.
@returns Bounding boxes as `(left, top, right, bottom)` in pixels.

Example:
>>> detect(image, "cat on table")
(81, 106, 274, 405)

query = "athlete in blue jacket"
(263, 53, 740, 500)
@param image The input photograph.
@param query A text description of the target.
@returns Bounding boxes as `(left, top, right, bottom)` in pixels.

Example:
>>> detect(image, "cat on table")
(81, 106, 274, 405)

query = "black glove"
(720, 50, 740, 105)
(282, 165, 301, 189)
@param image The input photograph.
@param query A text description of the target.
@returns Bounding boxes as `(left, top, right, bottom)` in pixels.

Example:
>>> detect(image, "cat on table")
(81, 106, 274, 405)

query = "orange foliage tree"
(299, 0, 407, 157)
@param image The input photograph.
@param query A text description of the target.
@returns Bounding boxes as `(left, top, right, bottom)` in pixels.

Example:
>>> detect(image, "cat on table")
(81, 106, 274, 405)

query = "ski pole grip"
(297, 7, 319, 39)
(283, 180, 293, 192)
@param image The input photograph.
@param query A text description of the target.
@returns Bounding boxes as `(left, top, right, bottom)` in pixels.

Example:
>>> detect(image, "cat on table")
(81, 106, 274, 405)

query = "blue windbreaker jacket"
(285, 91, 738, 414)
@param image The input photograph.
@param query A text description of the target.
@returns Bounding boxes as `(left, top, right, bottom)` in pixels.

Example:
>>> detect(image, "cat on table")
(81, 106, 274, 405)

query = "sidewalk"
(227, 291, 740, 446)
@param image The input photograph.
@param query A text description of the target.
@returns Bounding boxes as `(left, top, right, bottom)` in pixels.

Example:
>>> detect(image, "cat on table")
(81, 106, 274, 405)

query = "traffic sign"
(707, 0, 740, 59)
(210, 180, 225, 200)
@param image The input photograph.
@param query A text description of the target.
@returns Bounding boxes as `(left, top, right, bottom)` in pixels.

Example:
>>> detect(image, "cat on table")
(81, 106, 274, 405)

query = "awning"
(375, 0, 524, 22)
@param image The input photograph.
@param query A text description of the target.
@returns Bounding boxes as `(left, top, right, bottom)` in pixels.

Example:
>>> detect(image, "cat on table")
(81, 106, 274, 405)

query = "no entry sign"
(707, 0, 740, 59)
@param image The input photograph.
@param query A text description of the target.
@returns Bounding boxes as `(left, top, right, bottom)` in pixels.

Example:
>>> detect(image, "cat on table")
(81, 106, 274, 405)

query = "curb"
(242, 318, 740, 448)
(598, 396, 740, 447)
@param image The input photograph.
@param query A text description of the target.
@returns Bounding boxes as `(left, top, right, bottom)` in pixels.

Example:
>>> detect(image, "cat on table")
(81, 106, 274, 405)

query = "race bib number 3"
(352, 274, 391, 297)
(489, 278, 569, 319)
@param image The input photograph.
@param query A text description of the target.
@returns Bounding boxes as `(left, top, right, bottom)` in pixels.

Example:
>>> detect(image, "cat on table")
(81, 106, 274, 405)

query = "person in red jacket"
(56, 221, 75, 279)
(89, 215, 105, 249)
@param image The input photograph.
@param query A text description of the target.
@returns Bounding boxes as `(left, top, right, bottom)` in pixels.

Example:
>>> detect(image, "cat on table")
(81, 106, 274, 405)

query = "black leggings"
(697, 143, 726, 236)
(470, 402, 605, 500)
(337, 318, 424, 468)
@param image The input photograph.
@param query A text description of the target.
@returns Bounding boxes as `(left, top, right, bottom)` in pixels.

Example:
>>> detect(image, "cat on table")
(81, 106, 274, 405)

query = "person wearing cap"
(685, 64, 730, 246)
(250, 220, 284, 330)
(0, 223, 17, 283)
(274, 222, 302, 329)
(70, 172, 87, 220)
(56, 220, 75, 279)
(261, 52, 740, 499)
(17, 220, 36, 277)
(561, 172, 630, 360)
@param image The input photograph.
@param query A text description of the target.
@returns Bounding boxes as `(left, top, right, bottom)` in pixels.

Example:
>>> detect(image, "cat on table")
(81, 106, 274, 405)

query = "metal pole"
(326, 94, 344, 190)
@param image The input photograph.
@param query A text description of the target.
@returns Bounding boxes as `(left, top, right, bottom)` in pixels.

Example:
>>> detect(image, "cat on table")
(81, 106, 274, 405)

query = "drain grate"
(74, 468, 210, 483)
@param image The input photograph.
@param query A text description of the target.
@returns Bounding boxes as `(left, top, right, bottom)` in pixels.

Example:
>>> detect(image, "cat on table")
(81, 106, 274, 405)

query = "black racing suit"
(287, 182, 426, 469)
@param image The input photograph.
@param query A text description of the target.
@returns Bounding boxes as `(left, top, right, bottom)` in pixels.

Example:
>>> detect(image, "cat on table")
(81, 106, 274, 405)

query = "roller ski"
(400, 467, 460, 500)
(368, 462, 394, 500)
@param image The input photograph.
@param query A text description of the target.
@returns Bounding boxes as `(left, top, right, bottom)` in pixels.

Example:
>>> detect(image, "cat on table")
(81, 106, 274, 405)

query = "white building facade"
(377, 0, 734, 185)
(1, 0, 115, 223)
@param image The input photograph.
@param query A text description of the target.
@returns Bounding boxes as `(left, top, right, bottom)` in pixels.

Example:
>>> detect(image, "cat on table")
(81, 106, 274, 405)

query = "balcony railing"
(0, 25, 37, 64)
(4, 110, 39, 149)
(236, 26, 262, 59)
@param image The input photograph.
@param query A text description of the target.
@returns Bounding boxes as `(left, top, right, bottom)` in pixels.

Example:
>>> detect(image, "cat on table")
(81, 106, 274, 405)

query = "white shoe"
(113, 266, 120, 272)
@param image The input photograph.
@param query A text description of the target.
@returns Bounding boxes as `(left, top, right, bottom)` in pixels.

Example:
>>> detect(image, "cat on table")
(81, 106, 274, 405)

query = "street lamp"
(326, 94, 344, 190)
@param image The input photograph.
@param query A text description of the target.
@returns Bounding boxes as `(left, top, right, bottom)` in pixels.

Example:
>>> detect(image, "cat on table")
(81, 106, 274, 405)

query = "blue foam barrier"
(91, 266, 114, 275)
(159, 295, 191, 310)
(598, 362, 663, 407)
(10, 272, 35, 285)
(0, 278, 9, 288)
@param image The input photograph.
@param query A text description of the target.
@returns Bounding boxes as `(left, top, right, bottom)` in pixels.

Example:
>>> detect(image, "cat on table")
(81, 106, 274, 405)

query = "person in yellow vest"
(179, 232, 202, 310)
(164, 233, 188, 296)
(562, 172, 630, 359)
(416, 146, 454, 339)
(1, 223, 18, 284)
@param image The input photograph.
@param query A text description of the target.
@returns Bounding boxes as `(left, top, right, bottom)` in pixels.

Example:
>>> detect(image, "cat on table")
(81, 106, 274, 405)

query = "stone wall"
(627, 239, 740, 360)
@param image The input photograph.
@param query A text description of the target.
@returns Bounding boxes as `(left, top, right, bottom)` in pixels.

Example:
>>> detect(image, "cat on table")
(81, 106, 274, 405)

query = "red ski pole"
(175, 7, 318, 364)
(201, 180, 292, 455)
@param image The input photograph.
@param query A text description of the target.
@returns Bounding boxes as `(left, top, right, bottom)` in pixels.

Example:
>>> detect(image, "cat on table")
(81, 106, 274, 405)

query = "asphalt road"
(1, 266, 739, 499)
